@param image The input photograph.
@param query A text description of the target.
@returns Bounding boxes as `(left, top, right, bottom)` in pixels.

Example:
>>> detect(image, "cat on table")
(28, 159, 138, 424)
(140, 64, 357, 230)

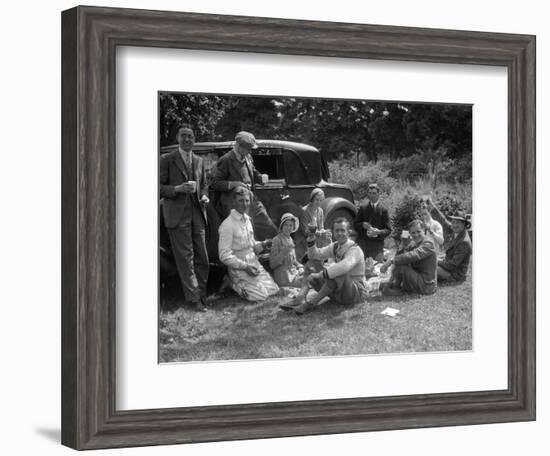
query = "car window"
(252, 148, 284, 180)
(283, 149, 309, 185)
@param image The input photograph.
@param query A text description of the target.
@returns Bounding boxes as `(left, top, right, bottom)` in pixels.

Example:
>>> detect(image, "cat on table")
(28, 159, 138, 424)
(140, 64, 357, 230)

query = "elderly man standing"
(282, 217, 368, 315)
(426, 198, 472, 282)
(160, 125, 210, 311)
(379, 219, 437, 296)
(211, 131, 278, 240)
(218, 186, 279, 302)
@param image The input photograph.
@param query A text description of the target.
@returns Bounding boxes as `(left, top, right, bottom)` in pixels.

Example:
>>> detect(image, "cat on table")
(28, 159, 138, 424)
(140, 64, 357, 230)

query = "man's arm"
(159, 155, 177, 199)
(198, 157, 209, 199)
(428, 199, 452, 233)
(438, 239, 471, 271)
(307, 242, 334, 263)
(210, 155, 242, 192)
(394, 239, 435, 265)
(250, 160, 263, 185)
(376, 206, 391, 239)
(430, 220, 445, 248)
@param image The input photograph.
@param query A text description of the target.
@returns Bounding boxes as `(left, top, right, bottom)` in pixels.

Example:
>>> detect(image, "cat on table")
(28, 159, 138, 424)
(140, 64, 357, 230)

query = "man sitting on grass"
(280, 217, 368, 315)
(425, 198, 472, 283)
(379, 219, 437, 296)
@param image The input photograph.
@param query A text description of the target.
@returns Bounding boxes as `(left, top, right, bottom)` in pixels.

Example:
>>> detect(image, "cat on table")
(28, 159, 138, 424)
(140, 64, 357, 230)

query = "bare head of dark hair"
(332, 217, 351, 231)
(407, 219, 426, 232)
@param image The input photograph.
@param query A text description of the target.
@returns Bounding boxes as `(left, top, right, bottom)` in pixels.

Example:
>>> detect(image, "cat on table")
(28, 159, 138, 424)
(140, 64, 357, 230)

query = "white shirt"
(218, 209, 262, 269)
(178, 147, 193, 170)
(308, 239, 365, 279)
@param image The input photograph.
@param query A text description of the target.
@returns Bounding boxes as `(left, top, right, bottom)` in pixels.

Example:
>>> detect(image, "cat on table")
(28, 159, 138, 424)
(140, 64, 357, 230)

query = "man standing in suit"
(353, 184, 392, 261)
(160, 125, 209, 311)
(210, 131, 278, 241)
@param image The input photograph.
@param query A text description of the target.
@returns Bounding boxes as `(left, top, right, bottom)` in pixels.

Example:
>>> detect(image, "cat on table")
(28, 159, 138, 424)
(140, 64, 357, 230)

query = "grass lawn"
(159, 274, 472, 363)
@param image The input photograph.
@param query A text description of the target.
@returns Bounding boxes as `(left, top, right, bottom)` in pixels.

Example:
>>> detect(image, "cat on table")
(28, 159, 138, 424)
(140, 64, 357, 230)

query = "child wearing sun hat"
(269, 213, 305, 287)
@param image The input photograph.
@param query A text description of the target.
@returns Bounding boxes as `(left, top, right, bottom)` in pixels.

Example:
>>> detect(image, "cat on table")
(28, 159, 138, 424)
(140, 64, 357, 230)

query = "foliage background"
(160, 93, 473, 226)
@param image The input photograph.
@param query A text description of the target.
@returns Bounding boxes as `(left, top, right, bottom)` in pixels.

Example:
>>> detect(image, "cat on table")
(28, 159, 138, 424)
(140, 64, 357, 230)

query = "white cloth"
(218, 210, 279, 301)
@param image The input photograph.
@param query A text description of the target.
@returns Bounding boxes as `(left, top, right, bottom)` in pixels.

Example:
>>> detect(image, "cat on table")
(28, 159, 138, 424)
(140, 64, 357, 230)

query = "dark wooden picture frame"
(61, 5, 536, 450)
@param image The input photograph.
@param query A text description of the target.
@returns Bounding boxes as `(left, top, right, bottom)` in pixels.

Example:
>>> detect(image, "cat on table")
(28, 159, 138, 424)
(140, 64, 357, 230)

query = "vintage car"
(160, 140, 357, 277)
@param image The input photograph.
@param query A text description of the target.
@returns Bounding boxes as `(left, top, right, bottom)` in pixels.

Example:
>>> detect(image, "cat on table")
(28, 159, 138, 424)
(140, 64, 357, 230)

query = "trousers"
(167, 202, 209, 302)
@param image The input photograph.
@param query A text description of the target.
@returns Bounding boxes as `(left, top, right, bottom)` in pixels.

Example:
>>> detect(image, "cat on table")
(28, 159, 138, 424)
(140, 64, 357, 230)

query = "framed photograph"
(61, 5, 535, 450)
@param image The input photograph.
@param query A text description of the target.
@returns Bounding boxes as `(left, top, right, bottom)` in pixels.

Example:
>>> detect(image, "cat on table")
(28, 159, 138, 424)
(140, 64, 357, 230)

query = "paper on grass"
(381, 307, 400, 317)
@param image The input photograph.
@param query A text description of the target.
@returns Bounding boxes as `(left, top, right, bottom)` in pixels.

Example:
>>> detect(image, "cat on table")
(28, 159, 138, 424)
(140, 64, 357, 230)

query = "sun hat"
(235, 131, 258, 149)
(279, 212, 299, 233)
(309, 188, 325, 202)
(449, 211, 472, 230)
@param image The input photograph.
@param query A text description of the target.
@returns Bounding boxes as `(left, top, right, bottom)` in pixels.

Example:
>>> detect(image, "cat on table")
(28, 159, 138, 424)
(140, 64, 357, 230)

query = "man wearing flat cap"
(426, 198, 472, 282)
(211, 131, 278, 240)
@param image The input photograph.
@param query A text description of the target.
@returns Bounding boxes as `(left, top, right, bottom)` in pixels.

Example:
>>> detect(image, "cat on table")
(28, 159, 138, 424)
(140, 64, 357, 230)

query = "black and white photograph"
(158, 92, 473, 363)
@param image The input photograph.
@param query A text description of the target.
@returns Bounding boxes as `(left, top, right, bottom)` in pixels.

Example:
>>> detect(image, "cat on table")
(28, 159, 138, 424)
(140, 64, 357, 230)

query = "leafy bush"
(434, 194, 466, 218)
(328, 160, 397, 201)
(390, 193, 423, 239)
(387, 154, 429, 183)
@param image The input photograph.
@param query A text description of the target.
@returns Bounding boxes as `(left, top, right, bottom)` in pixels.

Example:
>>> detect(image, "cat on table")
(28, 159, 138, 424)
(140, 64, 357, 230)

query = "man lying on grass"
(280, 217, 368, 315)
(379, 219, 437, 296)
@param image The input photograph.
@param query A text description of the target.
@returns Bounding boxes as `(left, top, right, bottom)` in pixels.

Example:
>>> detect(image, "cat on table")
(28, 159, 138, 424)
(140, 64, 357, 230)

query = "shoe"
(381, 286, 405, 297)
(294, 299, 315, 315)
(279, 295, 305, 311)
(190, 300, 208, 312)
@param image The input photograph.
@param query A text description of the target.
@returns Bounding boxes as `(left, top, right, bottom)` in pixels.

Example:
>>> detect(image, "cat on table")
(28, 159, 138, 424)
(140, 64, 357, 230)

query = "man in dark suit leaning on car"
(160, 125, 210, 311)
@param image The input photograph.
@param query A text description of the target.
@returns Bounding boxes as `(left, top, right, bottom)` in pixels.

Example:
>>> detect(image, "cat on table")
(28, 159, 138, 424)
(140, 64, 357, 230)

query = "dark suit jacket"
(439, 230, 472, 281)
(353, 201, 391, 255)
(210, 149, 263, 216)
(394, 237, 437, 285)
(159, 150, 208, 229)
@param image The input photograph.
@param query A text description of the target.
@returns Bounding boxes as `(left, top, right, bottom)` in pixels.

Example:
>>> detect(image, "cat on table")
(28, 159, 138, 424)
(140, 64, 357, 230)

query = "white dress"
(218, 209, 279, 301)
